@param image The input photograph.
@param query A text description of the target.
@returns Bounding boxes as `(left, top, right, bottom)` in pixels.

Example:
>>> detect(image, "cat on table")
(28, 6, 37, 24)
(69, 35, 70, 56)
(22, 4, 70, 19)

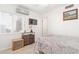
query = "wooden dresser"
(22, 33, 35, 46)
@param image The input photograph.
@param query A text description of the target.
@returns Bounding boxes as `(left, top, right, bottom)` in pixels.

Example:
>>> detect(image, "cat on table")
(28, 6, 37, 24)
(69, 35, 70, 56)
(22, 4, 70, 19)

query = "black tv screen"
(29, 18, 37, 25)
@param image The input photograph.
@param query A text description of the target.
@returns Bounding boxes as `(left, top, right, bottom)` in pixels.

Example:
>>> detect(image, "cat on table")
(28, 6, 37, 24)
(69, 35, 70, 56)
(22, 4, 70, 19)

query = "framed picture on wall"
(63, 9, 78, 21)
(29, 18, 37, 25)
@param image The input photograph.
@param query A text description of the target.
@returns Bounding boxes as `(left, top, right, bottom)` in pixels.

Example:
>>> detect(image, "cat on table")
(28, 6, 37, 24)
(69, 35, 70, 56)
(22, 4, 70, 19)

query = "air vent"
(16, 6, 29, 15)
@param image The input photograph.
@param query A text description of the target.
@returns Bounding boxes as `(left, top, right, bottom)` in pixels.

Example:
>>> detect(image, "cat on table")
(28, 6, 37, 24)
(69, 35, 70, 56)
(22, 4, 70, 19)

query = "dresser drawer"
(22, 34, 35, 46)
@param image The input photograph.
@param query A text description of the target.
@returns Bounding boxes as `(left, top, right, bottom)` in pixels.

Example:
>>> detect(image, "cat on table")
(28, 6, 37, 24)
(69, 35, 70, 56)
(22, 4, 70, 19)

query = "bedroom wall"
(43, 4, 79, 37)
(0, 4, 42, 50)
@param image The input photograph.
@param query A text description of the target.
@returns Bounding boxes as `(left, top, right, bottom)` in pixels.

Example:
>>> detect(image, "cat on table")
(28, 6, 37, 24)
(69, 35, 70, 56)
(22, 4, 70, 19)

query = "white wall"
(28, 11, 42, 36)
(0, 33, 21, 50)
(0, 4, 42, 50)
(43, 4, 79, 37)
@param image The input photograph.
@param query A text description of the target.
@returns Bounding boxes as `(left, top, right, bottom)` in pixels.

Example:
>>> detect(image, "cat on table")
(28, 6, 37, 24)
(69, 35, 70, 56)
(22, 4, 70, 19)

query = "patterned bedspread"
(35, 35, 79, 54)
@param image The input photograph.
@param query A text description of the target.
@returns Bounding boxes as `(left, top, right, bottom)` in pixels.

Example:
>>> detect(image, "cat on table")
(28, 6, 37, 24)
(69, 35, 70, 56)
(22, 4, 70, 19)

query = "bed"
(34, 35, 79, 54)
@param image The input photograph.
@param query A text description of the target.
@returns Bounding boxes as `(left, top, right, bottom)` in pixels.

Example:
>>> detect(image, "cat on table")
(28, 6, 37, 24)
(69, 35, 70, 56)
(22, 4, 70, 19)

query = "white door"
(42, 16, 48, 36)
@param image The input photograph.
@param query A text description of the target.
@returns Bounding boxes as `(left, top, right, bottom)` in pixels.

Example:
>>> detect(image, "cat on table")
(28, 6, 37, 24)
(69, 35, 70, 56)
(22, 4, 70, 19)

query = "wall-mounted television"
(29, 18, 37, 25)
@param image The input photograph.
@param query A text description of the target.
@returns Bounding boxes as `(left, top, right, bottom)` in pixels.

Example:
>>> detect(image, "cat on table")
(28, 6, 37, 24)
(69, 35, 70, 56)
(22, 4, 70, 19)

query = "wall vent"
(16, 5, 29, 15)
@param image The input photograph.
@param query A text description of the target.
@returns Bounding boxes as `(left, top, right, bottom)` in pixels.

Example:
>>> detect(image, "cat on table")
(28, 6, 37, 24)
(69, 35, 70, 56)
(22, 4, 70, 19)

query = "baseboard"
(0, 47, 11, 51)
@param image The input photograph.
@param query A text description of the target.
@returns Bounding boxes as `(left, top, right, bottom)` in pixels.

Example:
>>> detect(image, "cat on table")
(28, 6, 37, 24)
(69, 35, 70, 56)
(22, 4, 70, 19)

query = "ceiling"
(22, 4, 65, 14)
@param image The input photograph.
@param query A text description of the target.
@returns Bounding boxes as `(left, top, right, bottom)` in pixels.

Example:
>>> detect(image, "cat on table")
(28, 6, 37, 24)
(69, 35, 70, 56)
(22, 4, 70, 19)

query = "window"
(0, 12, 13, 33)
(0, 12, 26, 33)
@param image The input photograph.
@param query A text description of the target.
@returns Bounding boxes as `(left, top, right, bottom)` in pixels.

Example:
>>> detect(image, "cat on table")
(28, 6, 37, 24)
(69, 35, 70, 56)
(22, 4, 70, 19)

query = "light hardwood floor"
(0, 44, 35, 54)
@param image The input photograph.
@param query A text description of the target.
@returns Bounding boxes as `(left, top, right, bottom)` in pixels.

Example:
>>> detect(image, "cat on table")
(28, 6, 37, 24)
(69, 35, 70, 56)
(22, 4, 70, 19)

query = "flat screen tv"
(29, 18, 37, 25)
